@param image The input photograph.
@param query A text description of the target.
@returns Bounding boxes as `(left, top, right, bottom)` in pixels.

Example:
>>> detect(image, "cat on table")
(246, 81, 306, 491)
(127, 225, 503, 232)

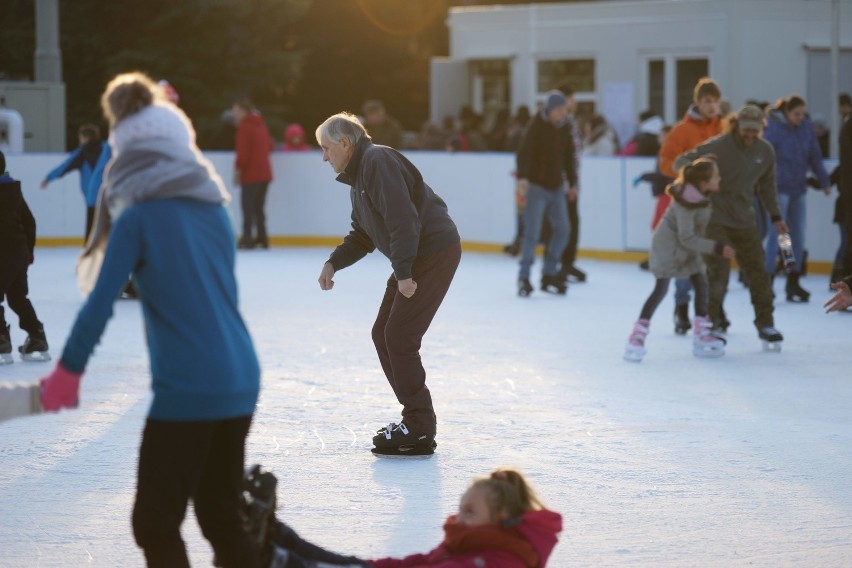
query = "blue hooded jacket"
(763, 110, 830, 197)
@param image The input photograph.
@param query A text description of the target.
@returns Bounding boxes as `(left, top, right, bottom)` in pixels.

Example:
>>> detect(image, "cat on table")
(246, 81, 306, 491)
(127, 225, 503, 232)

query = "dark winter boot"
(517, 277, 534, 297)
(673, 304, 690, 335)
(785, 272, 810, 303)
(18, 324, 50, 362)
(0, 324, 12, 365)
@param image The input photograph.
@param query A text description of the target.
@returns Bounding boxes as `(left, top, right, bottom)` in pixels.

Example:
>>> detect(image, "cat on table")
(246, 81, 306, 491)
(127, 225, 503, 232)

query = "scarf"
(77, 137, 229, 295)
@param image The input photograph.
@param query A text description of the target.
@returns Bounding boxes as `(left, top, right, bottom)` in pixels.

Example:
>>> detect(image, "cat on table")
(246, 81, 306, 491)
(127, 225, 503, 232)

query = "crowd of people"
(4, 68, 852, 565)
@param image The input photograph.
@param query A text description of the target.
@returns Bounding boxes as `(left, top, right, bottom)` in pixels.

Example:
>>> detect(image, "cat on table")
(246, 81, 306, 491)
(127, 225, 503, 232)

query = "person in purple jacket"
(38, 71, 261, 568)
(315, 111, 461, 457)
(762, 94, 832, 303)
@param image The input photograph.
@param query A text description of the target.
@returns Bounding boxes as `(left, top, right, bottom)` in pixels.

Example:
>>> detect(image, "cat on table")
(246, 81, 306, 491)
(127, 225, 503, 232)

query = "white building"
(431, 0, 852, 147)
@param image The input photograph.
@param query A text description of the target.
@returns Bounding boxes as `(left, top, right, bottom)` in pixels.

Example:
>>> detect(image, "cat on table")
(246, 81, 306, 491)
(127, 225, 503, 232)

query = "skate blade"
(372, 441, 436, 457)
(693, 348, 725, 358)
(623, 350, 645, 363)
(371, 451, 435, 459)
(19, 351, 51, 362)
(761, 341, 782, 353)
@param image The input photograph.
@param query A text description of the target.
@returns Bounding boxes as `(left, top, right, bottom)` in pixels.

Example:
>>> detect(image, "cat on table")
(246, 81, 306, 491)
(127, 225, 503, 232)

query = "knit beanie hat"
(111, 102, 194, 155)
(543, 90, 568, 114)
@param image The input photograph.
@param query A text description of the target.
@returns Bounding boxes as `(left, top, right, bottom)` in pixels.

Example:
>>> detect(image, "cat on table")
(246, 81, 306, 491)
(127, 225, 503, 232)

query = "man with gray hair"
(675, 104, 789, 351)
(315, 112, 461, 457)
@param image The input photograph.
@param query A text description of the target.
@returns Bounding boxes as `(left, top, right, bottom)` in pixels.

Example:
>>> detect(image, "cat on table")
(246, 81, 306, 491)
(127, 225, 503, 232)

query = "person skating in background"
(634, 124, 674, 270)
(515, 90, 575, 296)
(315, 112, 461, 457)
(762, 94, 831, 303)
(624, 158, 733, 362)
(40, 123, 105, 239)
(657, 78, 723, 334)
(233, 97, 274, 250)
(361, 99, 404, 149)
(0, 150, 50, 364)
(581, 114, 619, 156)
(621, 110, 664, 157)
(282, 123, 311, 152)
(555, 84, 586, 284)
(38, 72, 261, 567)
(502, 105, 532, 257)
(370, 468, 562, 568)
(840, 94, 852, 283)
(675, 105, 788, 352)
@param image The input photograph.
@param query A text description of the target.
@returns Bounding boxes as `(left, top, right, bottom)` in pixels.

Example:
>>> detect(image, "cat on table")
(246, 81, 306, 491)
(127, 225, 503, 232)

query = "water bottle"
(777, 233, 796, 274)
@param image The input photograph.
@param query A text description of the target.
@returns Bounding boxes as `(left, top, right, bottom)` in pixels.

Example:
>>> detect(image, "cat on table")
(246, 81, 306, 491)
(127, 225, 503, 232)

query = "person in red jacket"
(233, 97, 274, 249)
(370, 468, 562, 568)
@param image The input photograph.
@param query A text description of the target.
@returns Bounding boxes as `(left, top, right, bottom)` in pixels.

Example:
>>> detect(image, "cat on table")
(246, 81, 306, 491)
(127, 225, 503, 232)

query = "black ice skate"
(372, 422, 436, 457)
(785, 273, 810, 303)
(564, 265, 587, 283)
(674, 304, 690, 335)
(18, 325, 50, 362)
(758, 326, 783, 353)
(517, 277, 534, 297)
(540, 274, 567, 295)
(1, 324, 12, 365)
(240, 464, 278, 556)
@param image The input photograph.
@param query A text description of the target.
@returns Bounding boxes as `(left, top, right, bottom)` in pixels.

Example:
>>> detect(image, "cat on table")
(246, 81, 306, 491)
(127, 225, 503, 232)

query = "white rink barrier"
(7, 151, 840, 268)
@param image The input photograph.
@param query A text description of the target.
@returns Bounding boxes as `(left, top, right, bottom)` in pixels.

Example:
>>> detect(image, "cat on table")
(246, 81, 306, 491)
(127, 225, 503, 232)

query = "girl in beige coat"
(625, 158, 734, 362)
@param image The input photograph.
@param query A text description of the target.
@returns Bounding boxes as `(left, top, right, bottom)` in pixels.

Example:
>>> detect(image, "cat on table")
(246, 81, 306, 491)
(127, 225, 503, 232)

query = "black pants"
(0, 247, 42, 334)
(560, 193, 580, 269)
(132, 415, 259, 568)
(241, 182, 269, 244)
(371, 242, 461, 437)
(639, 272, 708, 321)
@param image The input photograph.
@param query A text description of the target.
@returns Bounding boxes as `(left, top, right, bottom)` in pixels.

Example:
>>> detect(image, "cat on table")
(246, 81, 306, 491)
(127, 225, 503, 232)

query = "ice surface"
(1, 247, 851, 567)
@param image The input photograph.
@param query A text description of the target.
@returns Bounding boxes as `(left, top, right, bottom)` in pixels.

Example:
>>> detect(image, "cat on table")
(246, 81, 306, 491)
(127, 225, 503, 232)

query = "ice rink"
(1, 247, 851, 567)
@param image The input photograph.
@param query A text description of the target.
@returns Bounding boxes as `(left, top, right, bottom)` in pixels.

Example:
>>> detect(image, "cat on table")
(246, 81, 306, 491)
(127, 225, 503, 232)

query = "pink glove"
(40, 363, 83, 412)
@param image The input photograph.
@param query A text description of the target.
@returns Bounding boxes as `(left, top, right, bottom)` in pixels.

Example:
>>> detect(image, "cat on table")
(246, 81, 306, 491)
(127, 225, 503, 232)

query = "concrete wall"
(7, 151, 840, 270)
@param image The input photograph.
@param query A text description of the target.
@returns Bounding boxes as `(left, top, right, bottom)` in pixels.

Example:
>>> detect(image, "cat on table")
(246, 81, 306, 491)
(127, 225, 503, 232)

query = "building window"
(537, 59, 595, 93)
(676, 58, 709, 117)
(648, 59, 664, 118)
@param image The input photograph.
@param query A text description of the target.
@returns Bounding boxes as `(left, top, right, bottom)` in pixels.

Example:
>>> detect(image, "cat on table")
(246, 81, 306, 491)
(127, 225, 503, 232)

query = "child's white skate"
(623, 319, 649, 362)
(758, 326, 783, 353)
(693, 316, 725, 358)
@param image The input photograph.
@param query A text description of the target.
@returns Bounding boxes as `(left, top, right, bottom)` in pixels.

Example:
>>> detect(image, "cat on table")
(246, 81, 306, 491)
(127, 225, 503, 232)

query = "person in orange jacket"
(233, 97, 274, 249)
(655, 77, 723, 335)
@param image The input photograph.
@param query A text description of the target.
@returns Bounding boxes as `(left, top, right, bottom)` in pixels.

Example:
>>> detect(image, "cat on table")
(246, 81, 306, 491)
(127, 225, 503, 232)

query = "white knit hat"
(110, 102, 194, 154)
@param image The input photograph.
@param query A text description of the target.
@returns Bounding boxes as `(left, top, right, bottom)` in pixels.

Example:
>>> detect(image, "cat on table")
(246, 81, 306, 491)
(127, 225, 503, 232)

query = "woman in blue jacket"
(38, 72, 261, 567)
(763, 94, 831, 302)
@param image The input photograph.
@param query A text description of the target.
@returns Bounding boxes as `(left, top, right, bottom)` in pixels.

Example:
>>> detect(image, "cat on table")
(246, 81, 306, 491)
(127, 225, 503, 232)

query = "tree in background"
(0, 0, 579, 150)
